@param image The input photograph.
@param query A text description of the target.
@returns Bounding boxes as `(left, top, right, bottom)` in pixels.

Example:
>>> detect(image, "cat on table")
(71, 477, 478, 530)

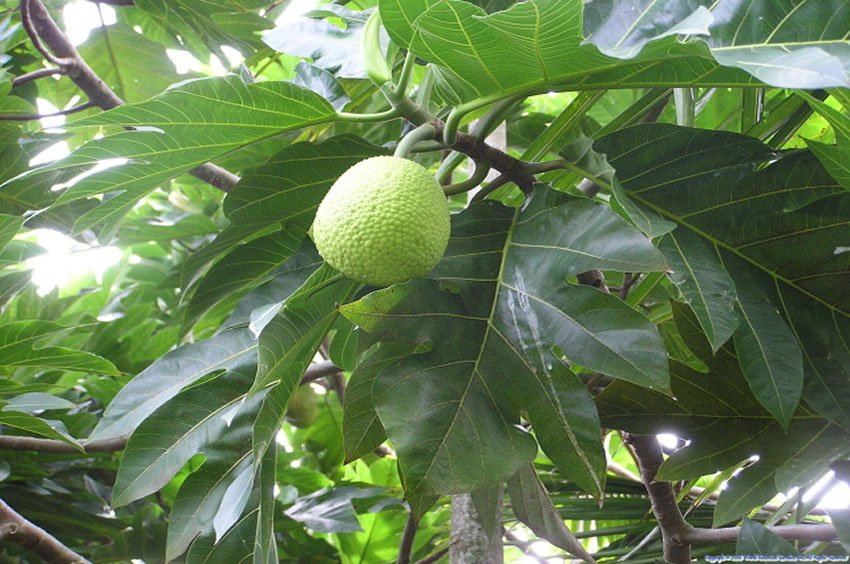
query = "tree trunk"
(450, 494, 503, 564)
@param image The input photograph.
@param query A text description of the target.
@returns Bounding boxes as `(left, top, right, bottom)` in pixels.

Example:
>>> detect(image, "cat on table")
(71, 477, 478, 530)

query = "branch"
(623, 433, 692, 564)
(383, 91, 536, 192)
(619, 272, 639, 300)
(0, 101, 95, 121)
(622, 434, 838, 556)
(397, 513, 418, 564)
(0, 361, 341, 453)
(681, 523, 836, 544)
(0, 435, 126, 454)
(415, 547, 449, 564)
(11, 67, 65, 88)
(0, 498, 91, 563)
(432, 120, 536, 192)
(24, 0, 239, 192)
(20, 0, 73, 67)
(300, 359, 341, 385)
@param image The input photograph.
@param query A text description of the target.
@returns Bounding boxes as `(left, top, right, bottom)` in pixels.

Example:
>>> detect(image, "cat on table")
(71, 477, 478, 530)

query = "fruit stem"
(443, 106, 464, 145)
(436, 96, 523, 184)
(336, 107, 401, 122)
(443, 161, 491, 196)
(361, 10, 392, 86)
(394, 50, 416, 97)
(394, 123, 437, 158)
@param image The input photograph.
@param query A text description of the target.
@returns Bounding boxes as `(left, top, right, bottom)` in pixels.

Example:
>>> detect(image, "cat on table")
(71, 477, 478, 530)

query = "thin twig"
(0, 497, 92, 563)
(11, 66, 65, 88)
(397, 513, 419, 564)
(619, 273, 639, 300)
(20, 0, 72, 67)
(0, 100, 95, 121)
(470, 174, 509, 203)
(681, 523, 836, 543)
(415, 547, 450, 564)
(299, 360, 340, 385)
(0, 434, 126, 454)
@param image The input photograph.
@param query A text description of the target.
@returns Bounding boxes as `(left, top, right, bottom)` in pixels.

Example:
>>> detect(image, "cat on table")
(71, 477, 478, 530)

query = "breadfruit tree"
(0, 0, 849, 562)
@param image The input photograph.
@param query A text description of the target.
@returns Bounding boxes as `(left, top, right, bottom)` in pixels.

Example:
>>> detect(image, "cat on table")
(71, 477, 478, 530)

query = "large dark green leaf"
(186, 509, 260, 564)
(598, 124, 842, 430)
(167, 439, 252, 561)
(7, 76, 337, 237)
(253, 444, 278, 564)
(584, 0, 850, 89)
(381, 0, 756, 106)
(730, 263, 803, 429)
(342, 186, 667, 501)
(343, 341, 424, 462)
(507, 464, 596, 563)
(220, 244, 323, 331)
(659, 229, 738, 351)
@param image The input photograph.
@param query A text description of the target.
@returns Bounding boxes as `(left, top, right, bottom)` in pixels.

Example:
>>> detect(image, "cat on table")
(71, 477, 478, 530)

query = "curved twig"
(443, 161, 491, 196)
(0, 100, 95, 121)
(20, 0, 73, 67)
(11, 67, 65, 88)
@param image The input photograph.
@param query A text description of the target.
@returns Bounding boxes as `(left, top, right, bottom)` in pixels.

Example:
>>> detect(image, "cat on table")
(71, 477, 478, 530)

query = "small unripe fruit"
(286, 386, 318, 428)
(312, 156, 451, 286)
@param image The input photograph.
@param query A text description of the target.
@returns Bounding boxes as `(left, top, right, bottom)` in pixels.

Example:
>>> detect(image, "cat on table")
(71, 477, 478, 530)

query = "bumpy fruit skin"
(312, 156, 451, 286)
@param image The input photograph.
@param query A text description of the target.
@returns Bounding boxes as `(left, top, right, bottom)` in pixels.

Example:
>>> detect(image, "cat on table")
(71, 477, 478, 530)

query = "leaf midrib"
(117, 392, 248, 504)
(414, 204, 520, 490)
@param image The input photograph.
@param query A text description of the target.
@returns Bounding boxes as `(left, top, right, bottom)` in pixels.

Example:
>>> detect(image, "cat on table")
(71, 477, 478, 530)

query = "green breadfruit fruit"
(311, 156, 451, 286)
(286, 385, 319, 429)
